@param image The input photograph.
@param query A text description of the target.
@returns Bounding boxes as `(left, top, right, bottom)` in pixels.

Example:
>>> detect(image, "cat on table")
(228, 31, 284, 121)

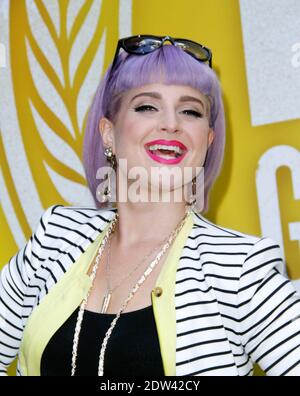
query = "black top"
(41, 304, 165, 376)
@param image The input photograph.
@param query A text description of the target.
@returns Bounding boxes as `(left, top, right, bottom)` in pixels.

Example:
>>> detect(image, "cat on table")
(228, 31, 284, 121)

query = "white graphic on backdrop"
(291, 42, 300, 68)
(0, 0, 9, 21)
(240, 0, 300, 126)
(0, 1, 44, 241)
(25, 0, 106, 203)
(256, 145, 300, 291)
(26, 0, 63, 86)
(0, 42, 6, 68)
(0, 0, 132, 248)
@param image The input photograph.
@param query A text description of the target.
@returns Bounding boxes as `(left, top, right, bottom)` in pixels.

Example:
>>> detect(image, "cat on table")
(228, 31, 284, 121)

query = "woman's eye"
(182, 109, 203, 118)
(133, 106, 202, 118)
(134, 105, 157, 112)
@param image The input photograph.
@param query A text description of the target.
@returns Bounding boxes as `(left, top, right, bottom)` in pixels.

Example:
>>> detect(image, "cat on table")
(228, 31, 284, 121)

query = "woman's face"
(100, 83, 214, 200)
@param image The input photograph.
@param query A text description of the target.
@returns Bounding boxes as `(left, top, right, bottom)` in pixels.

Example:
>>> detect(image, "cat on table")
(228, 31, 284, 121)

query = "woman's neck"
(113, 201, 188, 248)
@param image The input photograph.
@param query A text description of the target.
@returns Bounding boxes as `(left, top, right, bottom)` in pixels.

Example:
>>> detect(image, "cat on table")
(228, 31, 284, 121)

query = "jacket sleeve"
(238, 237, 300, 376)
(0, 205, 56, 376)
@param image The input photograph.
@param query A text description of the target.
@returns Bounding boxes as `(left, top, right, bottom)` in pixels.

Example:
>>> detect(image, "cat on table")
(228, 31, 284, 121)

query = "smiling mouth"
(146, 144, 186, 159)
(144, 143, 188, 164)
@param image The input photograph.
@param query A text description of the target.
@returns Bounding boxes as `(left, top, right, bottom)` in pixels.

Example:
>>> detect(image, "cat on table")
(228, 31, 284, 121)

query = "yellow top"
(18, 211, 194, 376)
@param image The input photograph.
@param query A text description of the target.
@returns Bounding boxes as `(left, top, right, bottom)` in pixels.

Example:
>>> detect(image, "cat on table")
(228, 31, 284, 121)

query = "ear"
(208, 128, 215, 148)
(99, 117, 115, 151)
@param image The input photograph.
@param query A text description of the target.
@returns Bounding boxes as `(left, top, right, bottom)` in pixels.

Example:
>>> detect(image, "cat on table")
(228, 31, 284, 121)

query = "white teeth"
(147, 144, 184, 154)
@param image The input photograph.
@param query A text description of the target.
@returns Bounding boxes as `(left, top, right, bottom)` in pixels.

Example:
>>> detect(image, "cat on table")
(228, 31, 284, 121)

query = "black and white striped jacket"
(1, 205, 300, 376)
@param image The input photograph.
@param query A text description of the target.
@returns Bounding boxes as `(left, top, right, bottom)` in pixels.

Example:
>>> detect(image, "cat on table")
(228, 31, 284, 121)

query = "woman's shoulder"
(34, 204, 116, 253)
(192, 211, 261, 244)
(23, 205, 116, 273)
(49, 204, 116, 216)
(45, 204, 116, 226)
(191, 211, 284, 270)
(191, 211, 286, 288)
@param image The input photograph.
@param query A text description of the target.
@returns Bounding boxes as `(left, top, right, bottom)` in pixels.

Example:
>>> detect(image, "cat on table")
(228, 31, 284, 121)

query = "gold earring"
(97, 171, 112, 203)
(188, 177, 197, 207)
(104, 146, 117, 169)
(97, 147, 116, 203)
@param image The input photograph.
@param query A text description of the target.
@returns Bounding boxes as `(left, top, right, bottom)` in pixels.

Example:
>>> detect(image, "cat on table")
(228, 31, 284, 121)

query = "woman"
(1, 35, 300, 376)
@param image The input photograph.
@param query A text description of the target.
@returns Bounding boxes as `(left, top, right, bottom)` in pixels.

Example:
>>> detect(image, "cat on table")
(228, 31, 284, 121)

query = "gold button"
(153, 287, 163, 297)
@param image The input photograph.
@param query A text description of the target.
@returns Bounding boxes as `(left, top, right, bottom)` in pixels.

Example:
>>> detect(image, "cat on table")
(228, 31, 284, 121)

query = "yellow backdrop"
(1, 0, 299, 376)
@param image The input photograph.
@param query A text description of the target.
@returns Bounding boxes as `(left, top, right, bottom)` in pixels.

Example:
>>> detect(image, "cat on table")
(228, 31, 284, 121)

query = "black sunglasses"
(111, 34, 212, 70)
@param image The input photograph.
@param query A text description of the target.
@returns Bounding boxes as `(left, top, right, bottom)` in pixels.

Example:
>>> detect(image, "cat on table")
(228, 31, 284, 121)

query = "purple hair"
(83, 45, 225, 212)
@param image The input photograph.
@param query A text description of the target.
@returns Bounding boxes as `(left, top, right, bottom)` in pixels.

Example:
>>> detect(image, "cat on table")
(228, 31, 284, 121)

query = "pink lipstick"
(144, 139, 187, 165)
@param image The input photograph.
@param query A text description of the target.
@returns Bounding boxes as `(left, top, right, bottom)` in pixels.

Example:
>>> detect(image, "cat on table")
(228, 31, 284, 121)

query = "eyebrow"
(130, 92, 205, 109)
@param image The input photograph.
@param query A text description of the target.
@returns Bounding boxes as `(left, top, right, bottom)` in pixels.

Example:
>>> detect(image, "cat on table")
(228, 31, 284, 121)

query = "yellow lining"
(18, 212, 194, 376)
(152, 212, 194, 375)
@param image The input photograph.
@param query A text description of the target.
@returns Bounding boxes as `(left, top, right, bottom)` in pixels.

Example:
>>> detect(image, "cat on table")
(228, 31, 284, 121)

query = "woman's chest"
(85, 244, 168, 314)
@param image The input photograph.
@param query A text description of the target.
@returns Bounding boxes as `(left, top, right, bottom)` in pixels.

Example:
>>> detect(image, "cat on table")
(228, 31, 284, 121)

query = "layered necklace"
(71, 208, 190, 376)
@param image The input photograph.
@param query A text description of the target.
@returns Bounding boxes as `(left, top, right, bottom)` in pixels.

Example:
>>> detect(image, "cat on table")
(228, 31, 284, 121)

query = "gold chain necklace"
(101, 226, 176, 313)
(71, 208, 190, 376)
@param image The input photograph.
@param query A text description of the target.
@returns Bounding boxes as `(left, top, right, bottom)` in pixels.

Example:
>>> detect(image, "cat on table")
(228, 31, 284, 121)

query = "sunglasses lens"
(124, 36, 162, 54)
(175, 40, 211, 62)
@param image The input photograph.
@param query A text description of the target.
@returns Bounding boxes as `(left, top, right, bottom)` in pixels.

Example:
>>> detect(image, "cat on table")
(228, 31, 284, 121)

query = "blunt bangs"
(104, 45, 218, 127)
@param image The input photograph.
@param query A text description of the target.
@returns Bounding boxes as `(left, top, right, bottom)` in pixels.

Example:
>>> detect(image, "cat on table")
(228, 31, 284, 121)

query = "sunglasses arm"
(111, 40, 123, 70)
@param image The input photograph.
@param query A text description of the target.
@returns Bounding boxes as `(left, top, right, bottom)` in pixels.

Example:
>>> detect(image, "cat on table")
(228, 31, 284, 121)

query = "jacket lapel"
(23, 208, 117, 318)
(175, 212, 238, 375)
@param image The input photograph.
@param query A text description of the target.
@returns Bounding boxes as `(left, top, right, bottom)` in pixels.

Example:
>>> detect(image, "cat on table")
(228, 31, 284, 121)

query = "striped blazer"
(1, 204, 300, 376)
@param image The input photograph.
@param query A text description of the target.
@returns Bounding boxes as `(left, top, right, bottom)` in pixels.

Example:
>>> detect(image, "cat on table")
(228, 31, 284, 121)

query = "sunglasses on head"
(111, 35, 213, 70)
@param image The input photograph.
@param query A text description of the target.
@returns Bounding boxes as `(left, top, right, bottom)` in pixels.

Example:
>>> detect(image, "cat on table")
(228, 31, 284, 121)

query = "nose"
(158, 109, 180, 134)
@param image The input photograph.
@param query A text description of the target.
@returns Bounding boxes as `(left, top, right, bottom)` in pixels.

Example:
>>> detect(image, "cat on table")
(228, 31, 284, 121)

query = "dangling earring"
(97, 146, 117, 203)
(187, 150, 208, 212)
(185, 169, 205, 213)
(188, 177, 197, 208)
(97, 171, 112, 203)
(104, 147, 117, 170)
